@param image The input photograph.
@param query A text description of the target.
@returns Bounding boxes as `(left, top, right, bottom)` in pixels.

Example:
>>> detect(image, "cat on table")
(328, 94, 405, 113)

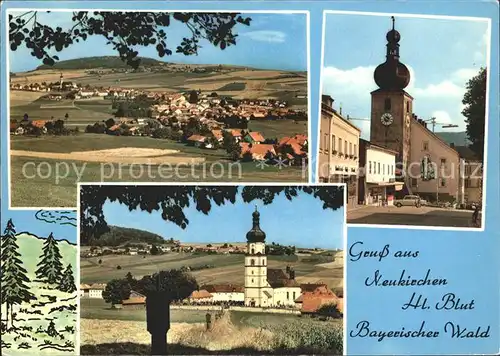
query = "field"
(81, 309, 342, 355)
(1, 234, 77, 355)
(11, 67, 307, 107)
(80, 251, 344, 290)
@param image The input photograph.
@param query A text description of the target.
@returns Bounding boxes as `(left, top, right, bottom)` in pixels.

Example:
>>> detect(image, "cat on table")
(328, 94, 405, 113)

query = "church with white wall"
(244, 207, 301, 308)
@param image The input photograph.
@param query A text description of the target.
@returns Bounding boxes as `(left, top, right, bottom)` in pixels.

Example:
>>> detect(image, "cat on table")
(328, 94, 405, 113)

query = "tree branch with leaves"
(9, 11, 252, 69)
(79, 185, 345, 245)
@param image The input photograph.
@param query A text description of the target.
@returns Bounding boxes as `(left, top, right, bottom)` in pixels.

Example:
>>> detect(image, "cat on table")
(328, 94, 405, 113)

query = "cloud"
(240, 30, 287, 43)
(35, 210, 77, 227)
(413, 80, 464, 98)
(452, 68, 478, 83)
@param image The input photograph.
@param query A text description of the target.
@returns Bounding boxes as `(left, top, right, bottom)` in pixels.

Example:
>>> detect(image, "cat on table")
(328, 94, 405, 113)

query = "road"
(347, 205, 479, 228)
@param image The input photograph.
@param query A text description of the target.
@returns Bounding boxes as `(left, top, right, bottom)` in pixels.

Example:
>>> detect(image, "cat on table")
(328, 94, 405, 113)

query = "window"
(384, 98, 391, 111)
(251, 270, 254, 274)
(338, 138, 342, 153)
(423, 141, 429, 151)
(332, 135, 336, 151)
(377, 162, 380, 174)
(251, 248, 254, 254)
(369, 161, 372, 174)
(251, 278, 254, 283)
(324, 134, 328, 152)
(287, 292, 290, 300)
(440, 178, 446, 187)
(465, 179, 471, 188)
(344, 141, 348, 155)
(441, 158, 446, 166)
(349, 143, 352, 156)
(354, 144, 357, 157)
(251, 259, 255, 266)
(406, 101, 410, 113)
(411, 178, 418, 187)
(465, 165, 471, 175)
(383, 164, 385, 175)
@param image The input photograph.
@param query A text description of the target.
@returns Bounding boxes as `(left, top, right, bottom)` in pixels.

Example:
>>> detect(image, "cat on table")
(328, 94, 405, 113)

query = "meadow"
(80, 251, 343, 290)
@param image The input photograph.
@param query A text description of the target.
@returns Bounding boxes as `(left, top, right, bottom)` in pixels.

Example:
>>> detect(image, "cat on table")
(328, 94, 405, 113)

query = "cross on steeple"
(391, 16, 395, 30)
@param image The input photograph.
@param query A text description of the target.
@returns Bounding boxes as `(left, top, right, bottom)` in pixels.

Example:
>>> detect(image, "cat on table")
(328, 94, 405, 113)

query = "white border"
(76, 181, 348, 355)
(75, 191, 81, 355)
(5, 9, 312, 210)
(317, 10, 491, 233)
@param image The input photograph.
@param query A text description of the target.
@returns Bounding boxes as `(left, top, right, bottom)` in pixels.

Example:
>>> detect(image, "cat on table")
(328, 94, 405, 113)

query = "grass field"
(80, 252, 343, 290)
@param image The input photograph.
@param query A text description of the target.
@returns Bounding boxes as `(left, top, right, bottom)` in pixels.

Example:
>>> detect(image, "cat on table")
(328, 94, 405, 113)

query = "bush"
(117, 265, 122, 270)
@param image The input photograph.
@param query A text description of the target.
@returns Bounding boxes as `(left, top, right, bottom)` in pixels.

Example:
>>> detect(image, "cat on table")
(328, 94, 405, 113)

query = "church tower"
(370, 16, 413, 175)
(244, 206, 267, 307)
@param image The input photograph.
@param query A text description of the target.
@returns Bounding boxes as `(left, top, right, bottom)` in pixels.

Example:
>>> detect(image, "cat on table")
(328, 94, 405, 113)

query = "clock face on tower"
(380, 113, 394, 126)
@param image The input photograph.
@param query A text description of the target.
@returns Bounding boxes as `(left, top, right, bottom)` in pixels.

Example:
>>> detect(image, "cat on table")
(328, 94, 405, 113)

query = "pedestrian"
(472, 205, 480, 227)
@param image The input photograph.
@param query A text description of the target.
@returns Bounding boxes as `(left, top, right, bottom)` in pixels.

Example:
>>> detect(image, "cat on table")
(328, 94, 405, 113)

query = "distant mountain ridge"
(36, 56, 166, 70)
(84, 225, 168, 247)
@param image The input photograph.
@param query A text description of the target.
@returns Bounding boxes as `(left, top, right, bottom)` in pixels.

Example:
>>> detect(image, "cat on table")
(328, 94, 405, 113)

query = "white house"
(202, 285, 244, 302)
(88, 283, 106, 298)
(358, 139, 403, 206)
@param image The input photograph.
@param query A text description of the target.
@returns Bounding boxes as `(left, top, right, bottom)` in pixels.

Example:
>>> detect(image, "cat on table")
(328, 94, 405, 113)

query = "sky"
(8, 11, 308, 73)
(0, 210, 77, 243)
(322, 13, 489, 140)
(101, 187, 345, 249)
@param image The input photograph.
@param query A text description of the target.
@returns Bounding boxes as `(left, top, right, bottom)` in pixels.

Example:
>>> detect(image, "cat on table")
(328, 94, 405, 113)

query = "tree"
(150, 245, 160, 255)
(135, 269, 198, 301)
(105, 118, 116, 128)
(9, 12, 252, 69)
(1, 219, 35, 328)
(58, 264, 77, 293)
(35, 232, 64, 284)
(64, 113, 69, 122)
(80, 186, 345, 244)
(462, 67, 486, 161)
(46, 320, 58, 337)
(189, 90, 199, 104)
(102, 279, 131, 306)
(125, 272, 135, 283)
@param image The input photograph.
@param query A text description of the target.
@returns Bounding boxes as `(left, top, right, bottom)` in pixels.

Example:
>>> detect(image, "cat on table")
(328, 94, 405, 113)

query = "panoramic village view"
(8, 11, 309, 208)
(319, 15, 487, 228)
(79, 185, 345, 355)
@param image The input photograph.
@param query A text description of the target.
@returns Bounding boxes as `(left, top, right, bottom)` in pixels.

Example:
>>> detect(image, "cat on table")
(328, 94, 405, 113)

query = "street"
(347, 205, 480, 228)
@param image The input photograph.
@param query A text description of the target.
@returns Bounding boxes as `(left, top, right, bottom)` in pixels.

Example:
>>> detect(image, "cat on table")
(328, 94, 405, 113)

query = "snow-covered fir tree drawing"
(0, 213, 77, 354)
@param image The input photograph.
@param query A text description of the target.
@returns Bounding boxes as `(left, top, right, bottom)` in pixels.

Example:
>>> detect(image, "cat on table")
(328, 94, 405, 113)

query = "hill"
(85, 225, 167, 247)
(435, 131, 470, 146)
(36, 56, 166, 70)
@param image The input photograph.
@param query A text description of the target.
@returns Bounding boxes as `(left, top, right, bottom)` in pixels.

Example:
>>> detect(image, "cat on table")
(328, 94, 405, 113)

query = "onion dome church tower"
(244, 206, 268, 307)
(370, 16, 414, 181)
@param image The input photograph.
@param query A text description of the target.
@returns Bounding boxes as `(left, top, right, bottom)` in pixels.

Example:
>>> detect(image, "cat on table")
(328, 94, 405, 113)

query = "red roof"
(240, 143, 276, 160)
(247, 131, 265, 142)
(211, 130, 223, 140)
(202, 284, 244, 293)
(190, 290, 213, 299)
(187, 134, 207, 142)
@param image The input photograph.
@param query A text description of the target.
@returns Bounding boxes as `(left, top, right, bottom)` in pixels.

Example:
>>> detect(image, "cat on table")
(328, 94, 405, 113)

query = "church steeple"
(374, 16, 411, 91)
(246, 206, 266, 243)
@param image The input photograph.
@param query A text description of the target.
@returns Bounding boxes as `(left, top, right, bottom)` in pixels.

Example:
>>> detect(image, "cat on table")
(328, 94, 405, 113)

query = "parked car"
(394, 195, 427, 207)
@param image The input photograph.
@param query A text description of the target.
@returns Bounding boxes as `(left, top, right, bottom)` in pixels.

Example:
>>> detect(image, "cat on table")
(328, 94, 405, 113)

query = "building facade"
(358, 139, 403, 205)
(319, 95, 361, 208)
(368, 17, 462, 202)
(244, 208, 301, 308)
(455, 145, 483, 204)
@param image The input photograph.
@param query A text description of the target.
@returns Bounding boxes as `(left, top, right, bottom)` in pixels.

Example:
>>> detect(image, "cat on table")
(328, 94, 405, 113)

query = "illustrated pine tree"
(0, 219, 35, 328)
(46, 320, 58, 337)
(58, 264, 76, 293)
(35, 232, 64, 284)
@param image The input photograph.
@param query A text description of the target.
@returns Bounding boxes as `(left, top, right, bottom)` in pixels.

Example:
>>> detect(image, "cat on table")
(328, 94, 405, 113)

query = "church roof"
(246, 207, 266, 243)
(267, 268, 299, 288)
(202, 284, 244, 293)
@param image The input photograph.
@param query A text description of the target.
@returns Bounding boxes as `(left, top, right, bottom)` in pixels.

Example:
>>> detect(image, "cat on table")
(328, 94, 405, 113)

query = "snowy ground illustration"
(1, 211, 77, 355)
